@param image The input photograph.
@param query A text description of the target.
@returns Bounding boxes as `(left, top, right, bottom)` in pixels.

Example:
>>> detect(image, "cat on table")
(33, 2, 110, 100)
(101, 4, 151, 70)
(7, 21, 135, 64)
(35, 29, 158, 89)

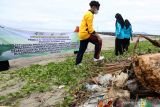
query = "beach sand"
(9, 35, 158, 70)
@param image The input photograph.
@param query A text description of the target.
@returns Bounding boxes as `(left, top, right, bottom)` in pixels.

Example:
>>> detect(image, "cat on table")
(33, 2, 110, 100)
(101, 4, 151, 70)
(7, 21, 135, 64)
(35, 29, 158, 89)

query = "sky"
(0, 0, 160, 34)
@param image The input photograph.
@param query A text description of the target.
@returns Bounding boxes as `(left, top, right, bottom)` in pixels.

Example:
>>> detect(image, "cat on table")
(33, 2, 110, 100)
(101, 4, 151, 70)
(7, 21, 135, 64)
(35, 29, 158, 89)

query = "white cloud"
(0, 0, 160, 34)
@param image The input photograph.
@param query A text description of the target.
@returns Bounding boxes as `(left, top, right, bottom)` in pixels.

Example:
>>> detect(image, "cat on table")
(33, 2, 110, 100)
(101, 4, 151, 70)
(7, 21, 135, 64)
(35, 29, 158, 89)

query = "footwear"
(76, 63, 83, 66)
(94, 56, 104, 62)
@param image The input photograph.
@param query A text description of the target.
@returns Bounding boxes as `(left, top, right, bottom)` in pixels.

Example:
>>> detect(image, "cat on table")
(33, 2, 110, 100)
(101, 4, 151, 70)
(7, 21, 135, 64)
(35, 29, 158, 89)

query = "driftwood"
(132, 35, 160, 93)
(133, 35, 160, 55)
(101, 61, 131, 74)
(140, 35, 160, 47)
(133, 53, 160, 93)
(131, 90, 160, 99)
(102, 36, 160, 93)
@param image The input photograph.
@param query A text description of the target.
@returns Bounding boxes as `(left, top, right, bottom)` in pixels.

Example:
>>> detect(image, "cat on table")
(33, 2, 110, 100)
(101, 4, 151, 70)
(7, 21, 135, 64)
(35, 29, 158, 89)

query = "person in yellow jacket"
(76, 0, 104, 65)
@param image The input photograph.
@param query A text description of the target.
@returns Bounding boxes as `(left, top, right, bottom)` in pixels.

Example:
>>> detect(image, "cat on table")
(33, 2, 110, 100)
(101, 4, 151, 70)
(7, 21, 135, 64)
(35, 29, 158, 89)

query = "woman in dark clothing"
(123, 19, 133, 51)
(115, 13, 125, 56)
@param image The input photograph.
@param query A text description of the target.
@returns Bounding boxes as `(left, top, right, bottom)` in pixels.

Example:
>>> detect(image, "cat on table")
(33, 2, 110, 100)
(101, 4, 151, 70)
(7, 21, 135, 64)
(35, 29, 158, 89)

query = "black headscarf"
(124, 19, 131, 29)
(115, 13, 125, 28)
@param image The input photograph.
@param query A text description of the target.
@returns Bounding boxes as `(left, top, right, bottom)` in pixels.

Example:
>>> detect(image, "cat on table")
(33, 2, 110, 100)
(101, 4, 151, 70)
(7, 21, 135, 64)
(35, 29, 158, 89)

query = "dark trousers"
(76, 35, 102, 65)
(0, 60, 10, 71)
(74, 51, 79, 54)
(123, 38, 130, 51)
(115, 38, 123, 56)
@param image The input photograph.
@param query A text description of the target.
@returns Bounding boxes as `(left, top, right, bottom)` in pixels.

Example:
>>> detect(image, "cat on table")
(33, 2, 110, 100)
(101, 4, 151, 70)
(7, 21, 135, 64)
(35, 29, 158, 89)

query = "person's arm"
(115, 22, 121, 37)
(130, 26, 133, 41)
(86, 14, 95, 34)
(86, 13, 101, 41)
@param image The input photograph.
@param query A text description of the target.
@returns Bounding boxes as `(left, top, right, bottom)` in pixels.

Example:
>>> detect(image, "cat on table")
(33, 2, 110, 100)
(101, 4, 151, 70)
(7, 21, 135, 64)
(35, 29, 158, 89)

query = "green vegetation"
(0, 41, 160, 106)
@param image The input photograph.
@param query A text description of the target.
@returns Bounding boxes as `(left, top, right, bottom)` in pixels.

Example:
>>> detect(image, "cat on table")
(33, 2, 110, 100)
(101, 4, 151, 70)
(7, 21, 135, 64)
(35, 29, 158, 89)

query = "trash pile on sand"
(79, 36, 160, 107)
(80, 55, 160, 107)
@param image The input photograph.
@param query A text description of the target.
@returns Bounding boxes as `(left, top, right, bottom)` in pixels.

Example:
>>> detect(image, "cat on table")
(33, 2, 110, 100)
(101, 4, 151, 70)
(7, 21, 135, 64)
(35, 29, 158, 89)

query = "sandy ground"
(9, 53, 73, 70)
(9, 35, 116, 70)
(8, 35, 113, 70)
(8, 35, 158, 70)
(0, 35, 159, 107)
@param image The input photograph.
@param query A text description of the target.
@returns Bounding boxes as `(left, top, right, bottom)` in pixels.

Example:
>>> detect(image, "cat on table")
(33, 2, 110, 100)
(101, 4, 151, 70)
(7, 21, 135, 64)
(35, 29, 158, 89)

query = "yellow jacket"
(79, 11, 95, 40)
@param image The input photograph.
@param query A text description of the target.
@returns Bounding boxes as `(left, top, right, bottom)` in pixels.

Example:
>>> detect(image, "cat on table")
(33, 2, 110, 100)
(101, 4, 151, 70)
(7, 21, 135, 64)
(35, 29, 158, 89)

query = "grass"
(0, 40, 160, 106)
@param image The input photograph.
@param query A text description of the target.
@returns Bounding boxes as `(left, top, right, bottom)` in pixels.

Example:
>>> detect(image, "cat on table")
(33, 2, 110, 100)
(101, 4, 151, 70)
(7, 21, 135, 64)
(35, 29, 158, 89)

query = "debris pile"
(133, 53, 160, 93)
(80, 36, 160, 107)
(80, 59, 160, 107)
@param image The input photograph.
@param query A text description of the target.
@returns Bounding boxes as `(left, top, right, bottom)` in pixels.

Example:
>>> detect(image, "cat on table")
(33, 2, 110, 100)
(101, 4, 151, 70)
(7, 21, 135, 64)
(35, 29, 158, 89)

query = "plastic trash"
(125, 79, 138, 92)
(86, 83, 104, 92)
(114, 72, 128, 88)
(98, 74, 113, 87)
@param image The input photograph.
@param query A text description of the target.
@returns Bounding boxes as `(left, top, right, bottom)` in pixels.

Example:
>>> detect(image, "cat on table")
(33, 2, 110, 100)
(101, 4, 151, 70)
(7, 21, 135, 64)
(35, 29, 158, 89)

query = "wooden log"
(133, 53, 160, 93)
(140, 35, 160, 47)
(131, 90, 160, 98)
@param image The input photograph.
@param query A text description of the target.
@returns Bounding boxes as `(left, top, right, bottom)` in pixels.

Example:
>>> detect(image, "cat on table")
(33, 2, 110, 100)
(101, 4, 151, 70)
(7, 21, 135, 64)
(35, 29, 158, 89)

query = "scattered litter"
(97, 74, 113, 87)
(124, 79, 138, 92)
(58, 85, 65, 89)
(80, 93, 105, 107)
(85, 83, 105, 92)
(113, 72, 128, 88)
(105, 88, 130, 100)
(79, 36, 160, 107)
